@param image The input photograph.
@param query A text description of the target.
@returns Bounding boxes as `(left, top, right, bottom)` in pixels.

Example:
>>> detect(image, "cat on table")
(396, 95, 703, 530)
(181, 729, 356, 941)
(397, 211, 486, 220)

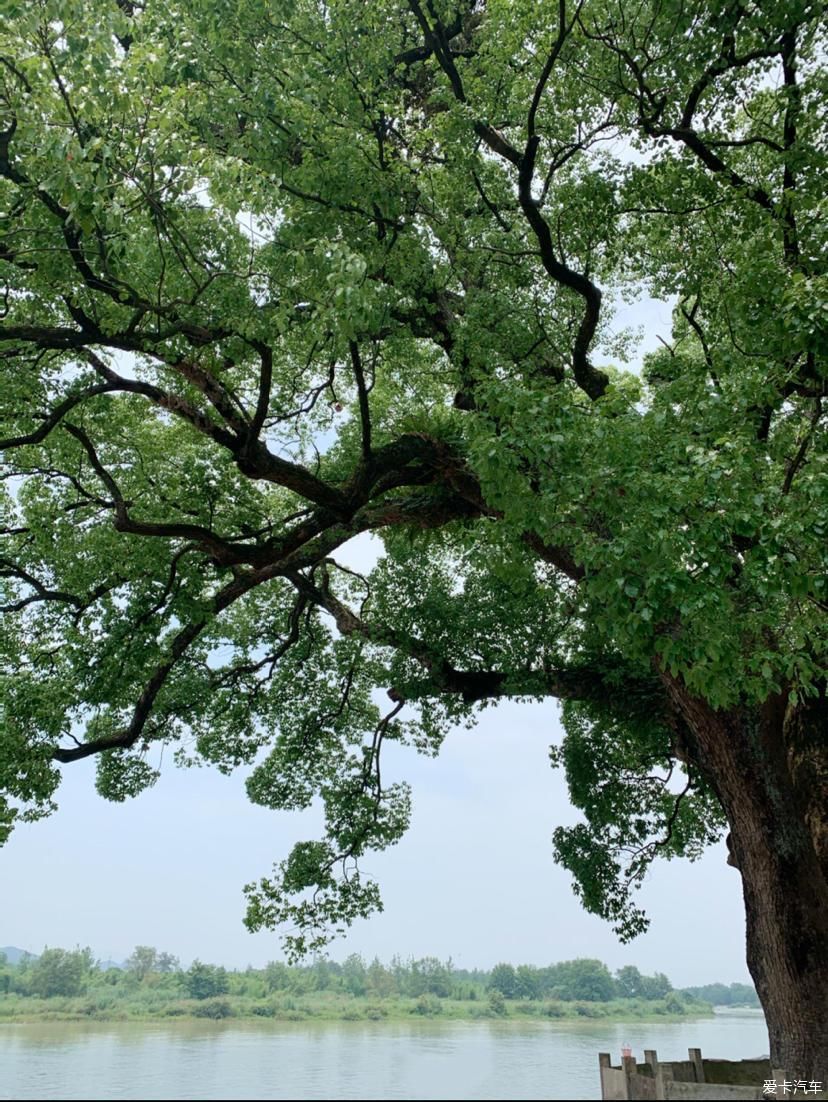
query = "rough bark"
(663, 678, 828, 1083)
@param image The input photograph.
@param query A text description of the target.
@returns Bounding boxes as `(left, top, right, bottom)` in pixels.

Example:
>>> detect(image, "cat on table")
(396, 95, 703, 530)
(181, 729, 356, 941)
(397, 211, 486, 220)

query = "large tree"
(1, 0, 825, 1078)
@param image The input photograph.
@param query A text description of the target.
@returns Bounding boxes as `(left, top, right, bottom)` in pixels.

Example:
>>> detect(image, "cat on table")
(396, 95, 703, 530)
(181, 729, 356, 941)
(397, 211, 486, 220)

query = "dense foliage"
(1, 0, 825, 1073)
(24, 947, 95, 998)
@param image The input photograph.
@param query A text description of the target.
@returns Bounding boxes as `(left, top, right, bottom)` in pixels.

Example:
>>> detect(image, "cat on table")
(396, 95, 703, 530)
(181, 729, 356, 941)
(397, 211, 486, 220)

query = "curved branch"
(518, 136, 607, 399)
(51, 616, 208, 763)
(0, 383, 121, 449)
(52, 569, 261, 764)
(62, 422, 252, 562)
(0, 560, 83, 613)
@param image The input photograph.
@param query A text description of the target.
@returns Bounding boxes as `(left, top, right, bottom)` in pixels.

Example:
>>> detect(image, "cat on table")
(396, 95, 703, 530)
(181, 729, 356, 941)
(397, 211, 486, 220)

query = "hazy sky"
(1, 693, 750, 986)
(1, 292, 752, 988)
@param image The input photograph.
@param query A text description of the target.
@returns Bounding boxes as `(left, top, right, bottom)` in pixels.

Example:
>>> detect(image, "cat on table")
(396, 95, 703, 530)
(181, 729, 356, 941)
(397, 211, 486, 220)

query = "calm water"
(0, 1009, 767, 1100)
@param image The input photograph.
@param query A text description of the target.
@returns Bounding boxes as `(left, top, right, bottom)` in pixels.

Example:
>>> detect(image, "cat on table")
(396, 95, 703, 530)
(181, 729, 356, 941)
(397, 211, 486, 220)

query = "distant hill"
(1, 946, 124, 969)
(0, 946, 38, 965)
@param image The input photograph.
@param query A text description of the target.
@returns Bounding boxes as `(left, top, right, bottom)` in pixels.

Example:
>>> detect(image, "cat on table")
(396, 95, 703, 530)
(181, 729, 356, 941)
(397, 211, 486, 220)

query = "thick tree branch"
(349, 341, 372, 459)
(289, 565, 622, 705)
(248, 341, 274, 442)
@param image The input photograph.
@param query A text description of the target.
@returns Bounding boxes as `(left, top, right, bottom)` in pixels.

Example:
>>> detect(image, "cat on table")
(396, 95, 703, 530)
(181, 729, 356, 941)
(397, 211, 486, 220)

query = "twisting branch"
(517, 136, 607, 399)
(50, 552, 295, 766)
(623, 775, 694, 872)
(404, 0, 607, 399)
(679, 297, 720, 391)
(578, 7, 782, 216)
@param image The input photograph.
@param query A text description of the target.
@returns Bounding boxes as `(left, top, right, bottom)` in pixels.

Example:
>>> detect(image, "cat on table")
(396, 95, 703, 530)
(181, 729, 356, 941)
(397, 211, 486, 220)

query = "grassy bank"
(0, 991, 713, 1024)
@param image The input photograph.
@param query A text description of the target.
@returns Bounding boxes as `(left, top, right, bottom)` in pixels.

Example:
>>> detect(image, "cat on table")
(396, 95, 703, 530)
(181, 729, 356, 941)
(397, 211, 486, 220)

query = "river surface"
(0, 1009, 767, 1100)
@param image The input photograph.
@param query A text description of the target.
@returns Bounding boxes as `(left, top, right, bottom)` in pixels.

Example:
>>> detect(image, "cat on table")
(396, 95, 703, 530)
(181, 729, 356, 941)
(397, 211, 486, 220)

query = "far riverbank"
(0, 991, 714, 1025)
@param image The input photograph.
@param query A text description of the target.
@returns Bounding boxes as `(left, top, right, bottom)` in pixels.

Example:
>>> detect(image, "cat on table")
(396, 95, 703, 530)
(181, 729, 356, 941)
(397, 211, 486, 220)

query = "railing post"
(688, 1047, 705, 1083)
(623, 1054, 637, 1098)
(598, 1053, 611, 1101)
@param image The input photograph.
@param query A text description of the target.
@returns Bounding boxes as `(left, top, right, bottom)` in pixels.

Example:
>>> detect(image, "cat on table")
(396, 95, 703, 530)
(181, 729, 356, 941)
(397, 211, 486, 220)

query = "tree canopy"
(27, 946, 94, 998)
(1, 0, 826, 1075)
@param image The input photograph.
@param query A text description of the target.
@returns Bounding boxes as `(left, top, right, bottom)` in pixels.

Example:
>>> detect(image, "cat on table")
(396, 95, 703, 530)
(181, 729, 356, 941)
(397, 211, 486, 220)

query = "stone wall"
(598, 1047, 826, 1101)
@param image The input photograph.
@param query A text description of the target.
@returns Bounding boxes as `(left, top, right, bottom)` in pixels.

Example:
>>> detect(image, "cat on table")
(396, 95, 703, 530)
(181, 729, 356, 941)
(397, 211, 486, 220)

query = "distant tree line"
(486, 960, 674, 1002)
(0, 948, 755, 1007)
(0, 947, 226, 1001)
(679, 983, 760, 1009)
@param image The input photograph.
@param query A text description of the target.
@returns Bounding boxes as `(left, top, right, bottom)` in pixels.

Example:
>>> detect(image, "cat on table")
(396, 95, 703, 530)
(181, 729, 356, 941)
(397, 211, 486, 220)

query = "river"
(0, 1009, 767, 1100)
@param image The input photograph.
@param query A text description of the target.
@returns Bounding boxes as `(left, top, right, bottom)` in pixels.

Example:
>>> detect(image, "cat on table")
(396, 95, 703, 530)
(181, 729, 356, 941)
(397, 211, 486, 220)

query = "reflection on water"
(0, 1010, 768, 1101)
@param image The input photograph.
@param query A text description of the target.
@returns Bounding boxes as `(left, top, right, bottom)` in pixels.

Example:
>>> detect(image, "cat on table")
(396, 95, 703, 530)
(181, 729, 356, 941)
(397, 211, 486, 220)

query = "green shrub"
(192, 998, 233, 1019)
(412, 994, 442, 1016)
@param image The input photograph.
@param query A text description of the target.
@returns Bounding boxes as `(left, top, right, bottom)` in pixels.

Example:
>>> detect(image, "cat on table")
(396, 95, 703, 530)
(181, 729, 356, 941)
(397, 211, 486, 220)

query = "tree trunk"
(663, 678, 828, 1083)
